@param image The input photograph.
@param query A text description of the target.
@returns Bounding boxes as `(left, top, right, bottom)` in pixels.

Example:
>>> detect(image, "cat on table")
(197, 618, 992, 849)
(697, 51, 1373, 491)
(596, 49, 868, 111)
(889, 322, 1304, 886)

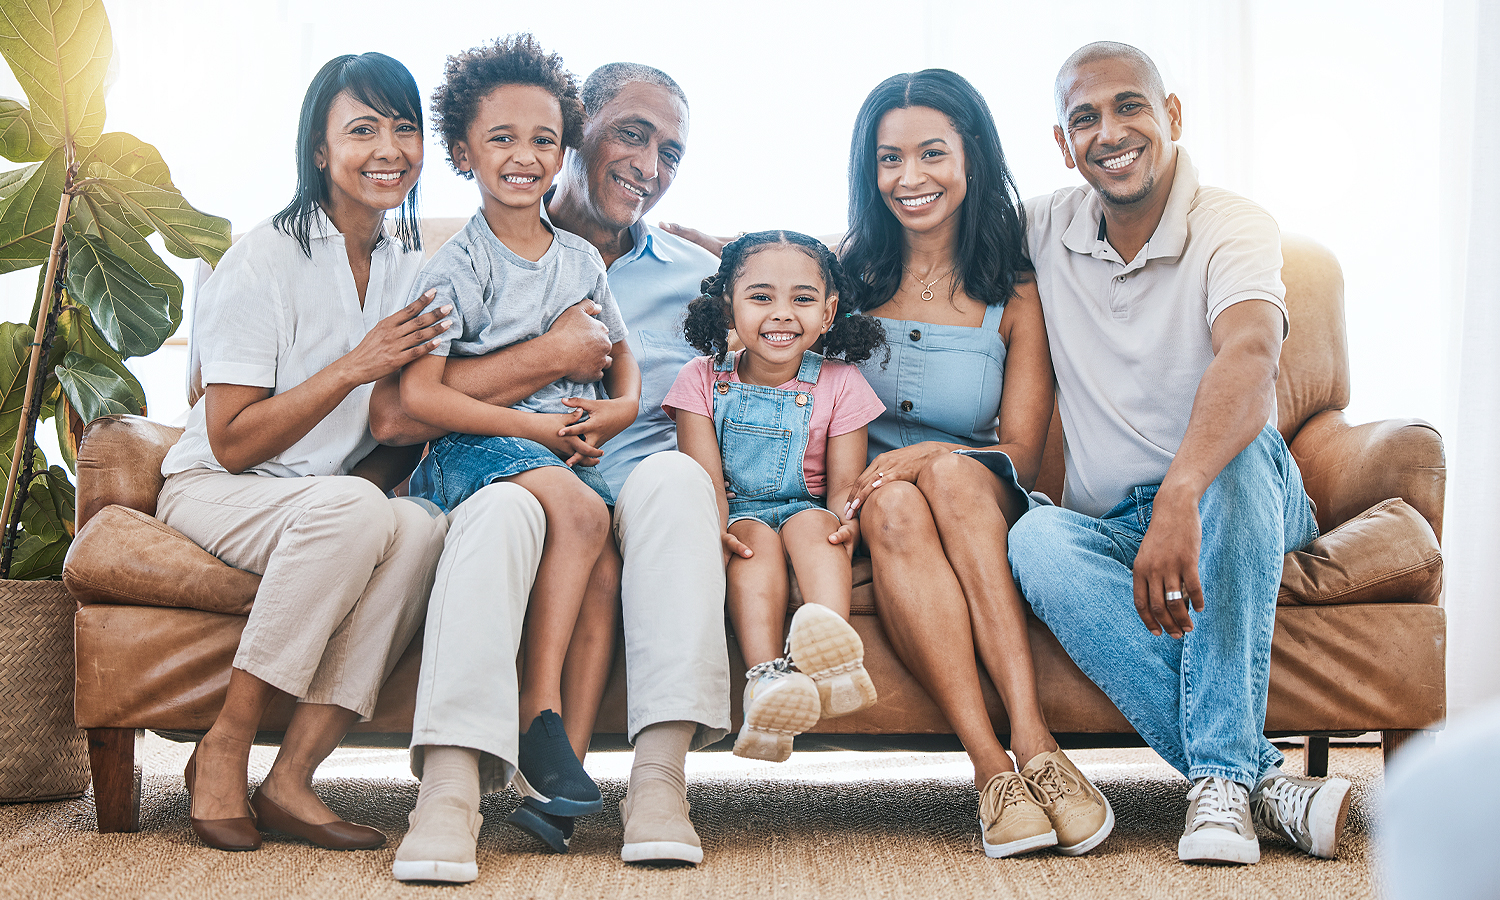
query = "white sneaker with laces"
(732, 658, 821, 762)
(1177, 776, 1259, 865)
(1252, 772, 1352, 859)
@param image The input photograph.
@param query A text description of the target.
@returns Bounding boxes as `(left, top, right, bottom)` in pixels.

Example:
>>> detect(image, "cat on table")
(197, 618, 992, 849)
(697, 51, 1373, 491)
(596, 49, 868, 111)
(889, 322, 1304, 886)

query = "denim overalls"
(714, 350, 833, 531)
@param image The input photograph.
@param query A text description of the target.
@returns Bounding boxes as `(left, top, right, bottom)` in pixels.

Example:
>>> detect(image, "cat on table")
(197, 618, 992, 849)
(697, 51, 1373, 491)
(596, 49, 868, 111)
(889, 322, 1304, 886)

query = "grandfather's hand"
(1131, 490, 1204, 639)
(550, 299, 613, 383)
(659, 222, 732, 258)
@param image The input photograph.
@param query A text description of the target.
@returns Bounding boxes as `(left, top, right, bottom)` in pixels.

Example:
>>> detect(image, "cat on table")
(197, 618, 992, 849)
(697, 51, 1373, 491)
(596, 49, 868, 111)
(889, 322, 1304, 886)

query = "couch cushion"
(63, 505, 259, 615)
(1279, 497, 1442, 606)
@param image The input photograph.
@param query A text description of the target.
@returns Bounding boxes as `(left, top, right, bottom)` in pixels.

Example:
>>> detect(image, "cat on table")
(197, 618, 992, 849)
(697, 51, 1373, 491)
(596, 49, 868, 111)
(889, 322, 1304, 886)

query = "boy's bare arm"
(370, 298, 613, 445)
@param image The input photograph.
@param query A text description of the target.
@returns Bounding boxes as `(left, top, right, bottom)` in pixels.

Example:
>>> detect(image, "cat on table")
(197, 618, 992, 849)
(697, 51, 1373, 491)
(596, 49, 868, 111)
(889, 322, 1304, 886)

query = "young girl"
(395, 35, 634, 871)
(665, 231, 888, 762)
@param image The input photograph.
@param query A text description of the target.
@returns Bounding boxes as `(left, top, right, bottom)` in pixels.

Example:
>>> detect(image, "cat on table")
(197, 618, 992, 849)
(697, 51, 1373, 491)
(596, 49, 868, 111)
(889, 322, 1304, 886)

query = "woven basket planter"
(0, 579, 89, 802)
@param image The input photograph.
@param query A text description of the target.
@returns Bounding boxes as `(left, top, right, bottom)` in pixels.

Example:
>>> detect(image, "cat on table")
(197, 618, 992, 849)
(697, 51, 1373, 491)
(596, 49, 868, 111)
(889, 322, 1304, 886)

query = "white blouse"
(162, 210, 424, 479)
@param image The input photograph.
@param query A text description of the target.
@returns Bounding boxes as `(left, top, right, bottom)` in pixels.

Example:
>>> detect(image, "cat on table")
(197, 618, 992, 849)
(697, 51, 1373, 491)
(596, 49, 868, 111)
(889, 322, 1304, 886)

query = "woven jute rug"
(0, 735, 1382, 899)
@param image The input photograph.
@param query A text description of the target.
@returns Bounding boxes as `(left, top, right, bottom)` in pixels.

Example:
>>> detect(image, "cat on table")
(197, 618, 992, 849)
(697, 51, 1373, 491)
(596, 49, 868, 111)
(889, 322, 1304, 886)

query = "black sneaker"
(511, 710, 603, 816)
(505, 801, 575, 853)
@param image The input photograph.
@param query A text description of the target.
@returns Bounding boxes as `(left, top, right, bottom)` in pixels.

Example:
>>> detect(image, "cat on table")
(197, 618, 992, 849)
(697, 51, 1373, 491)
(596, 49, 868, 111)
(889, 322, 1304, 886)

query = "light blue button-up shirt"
(593, 220, 720, 495)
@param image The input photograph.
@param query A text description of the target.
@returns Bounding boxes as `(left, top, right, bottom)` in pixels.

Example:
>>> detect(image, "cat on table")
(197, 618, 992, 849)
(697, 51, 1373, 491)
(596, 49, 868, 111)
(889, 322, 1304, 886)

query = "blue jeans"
(1008, 425, 1318, 786)
(410, 433, 614, 514)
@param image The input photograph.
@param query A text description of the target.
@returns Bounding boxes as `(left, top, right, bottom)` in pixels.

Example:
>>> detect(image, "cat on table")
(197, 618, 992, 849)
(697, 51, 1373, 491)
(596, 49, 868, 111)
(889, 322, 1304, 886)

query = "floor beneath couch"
(0, 734, 1384, 899)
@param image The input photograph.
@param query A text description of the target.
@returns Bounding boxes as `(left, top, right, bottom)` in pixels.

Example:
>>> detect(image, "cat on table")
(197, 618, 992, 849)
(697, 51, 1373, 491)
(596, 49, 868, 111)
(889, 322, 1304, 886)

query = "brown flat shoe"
(249, 789, 386, 850)
(184, 746, 261, 852)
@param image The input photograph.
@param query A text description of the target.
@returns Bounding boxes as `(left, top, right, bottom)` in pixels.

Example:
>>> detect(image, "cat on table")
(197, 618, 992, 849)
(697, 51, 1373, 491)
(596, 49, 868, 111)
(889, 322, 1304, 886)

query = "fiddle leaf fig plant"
(0, 0, 230, 578)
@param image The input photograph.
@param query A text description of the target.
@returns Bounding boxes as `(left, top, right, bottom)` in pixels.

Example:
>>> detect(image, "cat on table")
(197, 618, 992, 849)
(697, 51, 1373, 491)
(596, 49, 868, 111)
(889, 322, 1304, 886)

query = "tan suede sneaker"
(392, 796, 483, 883)
(620, 781, 703, 866)
(978, 771, 1057, 858)
(1022, 749, 1115, 856)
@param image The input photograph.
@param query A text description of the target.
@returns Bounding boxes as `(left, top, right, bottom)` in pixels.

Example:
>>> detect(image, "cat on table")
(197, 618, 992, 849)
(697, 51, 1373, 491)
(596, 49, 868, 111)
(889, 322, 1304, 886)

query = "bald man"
(1008, 42, 1351, 866)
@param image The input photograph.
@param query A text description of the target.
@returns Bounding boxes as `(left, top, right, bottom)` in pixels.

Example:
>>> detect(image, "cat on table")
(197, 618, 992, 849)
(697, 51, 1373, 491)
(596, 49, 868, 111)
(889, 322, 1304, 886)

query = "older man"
(374, 64, 725, 881)
(1008, 42, 1350, 866)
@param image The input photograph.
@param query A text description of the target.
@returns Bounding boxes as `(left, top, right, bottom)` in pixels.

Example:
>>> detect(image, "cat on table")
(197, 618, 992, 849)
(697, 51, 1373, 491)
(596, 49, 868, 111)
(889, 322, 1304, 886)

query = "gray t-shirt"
(413, 211, 627, 414)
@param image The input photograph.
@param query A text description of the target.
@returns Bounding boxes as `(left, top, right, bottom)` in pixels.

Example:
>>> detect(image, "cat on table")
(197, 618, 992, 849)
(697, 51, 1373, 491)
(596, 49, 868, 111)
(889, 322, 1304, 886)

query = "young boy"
(392, 34, 637, 883)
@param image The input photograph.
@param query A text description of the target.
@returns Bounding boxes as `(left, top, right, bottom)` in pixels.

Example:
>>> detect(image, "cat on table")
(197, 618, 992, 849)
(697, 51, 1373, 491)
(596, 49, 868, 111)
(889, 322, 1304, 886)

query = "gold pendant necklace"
(910, 266, 955, 301)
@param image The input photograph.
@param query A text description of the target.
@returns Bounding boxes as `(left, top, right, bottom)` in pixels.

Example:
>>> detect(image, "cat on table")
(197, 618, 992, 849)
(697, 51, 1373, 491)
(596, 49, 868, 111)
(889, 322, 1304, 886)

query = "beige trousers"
(409, 451, 729, 793)
(157, 468, 447, 719)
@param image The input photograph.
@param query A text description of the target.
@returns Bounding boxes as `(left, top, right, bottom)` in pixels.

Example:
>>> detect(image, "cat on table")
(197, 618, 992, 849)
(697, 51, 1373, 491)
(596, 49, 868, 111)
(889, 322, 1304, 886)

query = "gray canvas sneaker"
(1251, 772, 1352, 859)
(1177, 776, 1260, 865)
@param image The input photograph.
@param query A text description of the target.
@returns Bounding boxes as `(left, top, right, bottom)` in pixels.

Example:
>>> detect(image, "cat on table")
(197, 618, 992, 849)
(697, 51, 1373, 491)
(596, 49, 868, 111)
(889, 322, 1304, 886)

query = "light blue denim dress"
(409, 434, 614, 514)
(713, 351, 836, 531)
(858, 303, 1051, 510)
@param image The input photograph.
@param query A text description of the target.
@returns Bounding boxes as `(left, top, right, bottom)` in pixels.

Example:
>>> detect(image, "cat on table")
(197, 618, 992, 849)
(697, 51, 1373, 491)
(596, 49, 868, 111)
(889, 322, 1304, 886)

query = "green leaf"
(51, 392, 74, 472)
(0, 148, 64, 274)
(88, 161, 229, 265)
(0, 322, 33, 481)
(71, 190, 183, 310)
(8, 529, 67, 579)
(54, 349, 134, 424)
(17, 463, 72, 542)
(0, 97, 49, 162)
(81, 132, 174, 189)
(0, 0, 111, 148)
(55, 304, 145, 409)
(64, 230, 172, 357)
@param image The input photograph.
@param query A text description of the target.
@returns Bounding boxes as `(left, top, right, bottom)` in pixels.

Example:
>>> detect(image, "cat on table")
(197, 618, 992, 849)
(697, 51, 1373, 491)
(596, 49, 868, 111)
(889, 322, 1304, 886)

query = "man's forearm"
(1157, 342, 1278, 507)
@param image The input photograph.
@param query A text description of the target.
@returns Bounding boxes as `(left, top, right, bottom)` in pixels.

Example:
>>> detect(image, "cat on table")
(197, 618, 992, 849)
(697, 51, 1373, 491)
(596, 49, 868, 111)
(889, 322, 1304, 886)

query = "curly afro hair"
(431, 34, 585, 179)
(683, 231, 888, 368)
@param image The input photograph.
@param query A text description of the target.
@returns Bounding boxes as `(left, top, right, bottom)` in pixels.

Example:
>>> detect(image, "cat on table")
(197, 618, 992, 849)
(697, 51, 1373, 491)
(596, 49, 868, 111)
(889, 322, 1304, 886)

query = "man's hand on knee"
(1131, 492, 1205, 639)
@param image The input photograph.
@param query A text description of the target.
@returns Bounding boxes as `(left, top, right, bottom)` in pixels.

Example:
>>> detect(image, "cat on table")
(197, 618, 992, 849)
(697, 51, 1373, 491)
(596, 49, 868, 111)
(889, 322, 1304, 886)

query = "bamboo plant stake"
(0, 182, 73, 574)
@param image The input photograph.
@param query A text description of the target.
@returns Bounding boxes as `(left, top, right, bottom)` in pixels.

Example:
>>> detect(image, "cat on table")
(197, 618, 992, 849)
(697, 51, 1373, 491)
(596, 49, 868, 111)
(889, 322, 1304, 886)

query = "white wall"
(0, 0, 1447, 450)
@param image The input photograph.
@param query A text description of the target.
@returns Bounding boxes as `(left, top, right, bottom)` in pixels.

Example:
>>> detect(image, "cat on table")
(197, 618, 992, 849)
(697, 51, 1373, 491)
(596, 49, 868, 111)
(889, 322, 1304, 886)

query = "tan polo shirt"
(1024, 148, 1288, 518)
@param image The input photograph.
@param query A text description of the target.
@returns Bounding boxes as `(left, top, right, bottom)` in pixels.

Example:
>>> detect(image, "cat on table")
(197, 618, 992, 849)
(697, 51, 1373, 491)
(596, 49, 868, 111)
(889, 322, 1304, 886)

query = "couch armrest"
(63, 505, 258, 615)
(75, 415, 185, 530)
(1289, 410, 1446, 541)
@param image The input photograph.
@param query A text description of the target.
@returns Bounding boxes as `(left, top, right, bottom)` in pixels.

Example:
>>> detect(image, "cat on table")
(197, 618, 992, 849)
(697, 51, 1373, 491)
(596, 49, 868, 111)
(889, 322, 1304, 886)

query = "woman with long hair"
(156, 52, 450, 852)
(840, 69, 1113, 859)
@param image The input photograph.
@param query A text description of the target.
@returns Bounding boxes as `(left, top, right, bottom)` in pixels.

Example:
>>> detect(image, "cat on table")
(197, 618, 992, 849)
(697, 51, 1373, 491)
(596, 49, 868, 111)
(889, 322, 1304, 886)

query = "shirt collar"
(1059, 146, 1199, 264)
(613, 220, 674, 268)
(308, 205, 395, 251)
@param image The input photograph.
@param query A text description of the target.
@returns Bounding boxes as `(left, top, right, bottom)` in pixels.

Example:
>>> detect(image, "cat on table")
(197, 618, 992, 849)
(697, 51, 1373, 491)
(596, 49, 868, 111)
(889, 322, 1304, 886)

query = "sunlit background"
(0, 0, 1448, 439)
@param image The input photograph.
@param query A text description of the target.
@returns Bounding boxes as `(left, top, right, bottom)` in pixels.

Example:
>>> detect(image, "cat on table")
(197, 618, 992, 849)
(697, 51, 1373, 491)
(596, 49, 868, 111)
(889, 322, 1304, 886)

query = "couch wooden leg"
(87, 728, 142, 833)
(1304, 736, 1329, 777)
(1382, 729, 1435, 768)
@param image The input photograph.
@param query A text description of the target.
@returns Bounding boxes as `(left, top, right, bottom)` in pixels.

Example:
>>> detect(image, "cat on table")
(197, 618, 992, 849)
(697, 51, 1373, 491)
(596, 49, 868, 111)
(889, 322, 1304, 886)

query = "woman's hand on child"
(337, 290, 451, 386)
(558, 396, 637, 452)
(843, 442, 949, 518)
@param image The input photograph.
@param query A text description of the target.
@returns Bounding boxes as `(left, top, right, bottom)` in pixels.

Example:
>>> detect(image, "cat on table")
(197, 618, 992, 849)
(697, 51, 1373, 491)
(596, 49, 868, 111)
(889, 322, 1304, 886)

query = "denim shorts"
(953, 448, 1054, 512)
(727, 499, 837, 532)
(409, 433, 614, 514)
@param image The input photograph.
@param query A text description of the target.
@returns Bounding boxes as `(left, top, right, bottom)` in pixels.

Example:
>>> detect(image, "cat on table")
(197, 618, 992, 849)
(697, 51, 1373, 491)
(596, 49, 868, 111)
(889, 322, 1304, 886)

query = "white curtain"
(1441, 0, 1500, 717)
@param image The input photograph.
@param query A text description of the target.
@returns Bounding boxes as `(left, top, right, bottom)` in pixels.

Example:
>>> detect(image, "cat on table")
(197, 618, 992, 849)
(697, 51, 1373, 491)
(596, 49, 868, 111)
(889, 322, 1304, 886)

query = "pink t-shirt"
(663, 353, 887, 497)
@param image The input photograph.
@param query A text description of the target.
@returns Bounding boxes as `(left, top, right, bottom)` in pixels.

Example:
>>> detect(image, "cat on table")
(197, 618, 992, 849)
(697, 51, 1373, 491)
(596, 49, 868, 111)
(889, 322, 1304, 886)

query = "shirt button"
(899, 400, 913, 412)
(909, 329, 921, 341)
(1116, 275, 1125, 283)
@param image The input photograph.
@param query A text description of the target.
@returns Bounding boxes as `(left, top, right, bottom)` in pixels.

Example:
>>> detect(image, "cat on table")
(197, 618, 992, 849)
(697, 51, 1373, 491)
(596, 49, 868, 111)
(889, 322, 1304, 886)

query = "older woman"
(156, 52, 449, 852)
(839, 69, 1112, 859)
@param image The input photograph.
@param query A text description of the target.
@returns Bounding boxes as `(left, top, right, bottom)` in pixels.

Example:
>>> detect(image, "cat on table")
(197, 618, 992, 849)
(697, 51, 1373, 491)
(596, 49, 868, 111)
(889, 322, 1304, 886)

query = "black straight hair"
(839, 69, 1030, 312)
(272, 52, 423, 257)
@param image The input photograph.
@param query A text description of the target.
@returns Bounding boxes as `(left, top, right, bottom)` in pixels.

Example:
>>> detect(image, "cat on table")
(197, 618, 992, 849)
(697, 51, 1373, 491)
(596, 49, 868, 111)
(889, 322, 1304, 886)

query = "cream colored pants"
(409, 451, 730, 792)
(157, 468, 447, 719)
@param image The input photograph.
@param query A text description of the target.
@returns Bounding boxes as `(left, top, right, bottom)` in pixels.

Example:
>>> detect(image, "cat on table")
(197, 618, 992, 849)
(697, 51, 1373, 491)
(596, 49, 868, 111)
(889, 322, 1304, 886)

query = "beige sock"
(415, 746, 482, 811)
(628, 721, 695, 799)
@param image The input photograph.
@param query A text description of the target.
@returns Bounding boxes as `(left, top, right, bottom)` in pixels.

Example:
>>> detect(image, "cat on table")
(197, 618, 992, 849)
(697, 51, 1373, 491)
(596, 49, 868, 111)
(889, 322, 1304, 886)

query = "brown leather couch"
(63, 233, 1447, 834)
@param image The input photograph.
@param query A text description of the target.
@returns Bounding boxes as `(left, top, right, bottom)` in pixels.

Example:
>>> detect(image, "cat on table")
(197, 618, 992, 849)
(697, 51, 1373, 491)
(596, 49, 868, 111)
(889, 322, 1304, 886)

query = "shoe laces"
(1189, 777, 1249, 831)
(980, 773, 1048, 822)
(745, 657, 793, 682)
(1252, 777, 1312, 839)
(1028, 758, 1082, 805)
